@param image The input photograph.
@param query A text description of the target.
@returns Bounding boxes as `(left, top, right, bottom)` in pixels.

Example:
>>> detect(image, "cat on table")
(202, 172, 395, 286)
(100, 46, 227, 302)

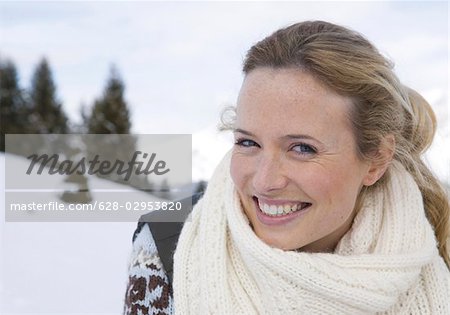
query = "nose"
(252, 152, 288, 194)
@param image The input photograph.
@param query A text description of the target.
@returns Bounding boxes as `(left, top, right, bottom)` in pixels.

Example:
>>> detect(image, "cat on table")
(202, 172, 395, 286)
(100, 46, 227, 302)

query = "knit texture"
(124, 224, 174, 315)
(173, 152, 450, 314)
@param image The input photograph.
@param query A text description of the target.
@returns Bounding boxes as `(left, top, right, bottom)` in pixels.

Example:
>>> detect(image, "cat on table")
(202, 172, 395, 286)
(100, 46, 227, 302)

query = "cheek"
(321, 170, 362, 219)
(230, 155, 255, 216)
(301, 166, 359, 210)
(297, 166, 334, 200)
(230, 154, 247, 192)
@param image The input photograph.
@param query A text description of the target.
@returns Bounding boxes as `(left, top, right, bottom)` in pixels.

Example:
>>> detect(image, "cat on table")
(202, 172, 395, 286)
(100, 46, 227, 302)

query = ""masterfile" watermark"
(4, 134, 192, 222)
(26, 151, 169, 181)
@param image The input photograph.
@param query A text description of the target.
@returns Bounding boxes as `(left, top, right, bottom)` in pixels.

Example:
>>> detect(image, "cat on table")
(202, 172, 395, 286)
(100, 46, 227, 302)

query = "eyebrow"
(233, 128, 255, 136)
(233, 128, 321, 143)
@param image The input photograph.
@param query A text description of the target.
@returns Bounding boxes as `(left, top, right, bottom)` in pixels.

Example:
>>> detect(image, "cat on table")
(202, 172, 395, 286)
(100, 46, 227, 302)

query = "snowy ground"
(0, 129, 232, 314)
(0, 153, 161, 314)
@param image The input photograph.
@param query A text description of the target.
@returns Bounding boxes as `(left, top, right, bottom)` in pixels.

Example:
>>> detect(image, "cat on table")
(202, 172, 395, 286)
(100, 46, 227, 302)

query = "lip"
(253, 197, 312, 226)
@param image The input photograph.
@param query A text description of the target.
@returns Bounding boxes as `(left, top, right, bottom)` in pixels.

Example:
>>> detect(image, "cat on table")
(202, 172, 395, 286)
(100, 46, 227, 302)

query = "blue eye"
(234, 139, 259, 148)
(292, 143, 316, 155)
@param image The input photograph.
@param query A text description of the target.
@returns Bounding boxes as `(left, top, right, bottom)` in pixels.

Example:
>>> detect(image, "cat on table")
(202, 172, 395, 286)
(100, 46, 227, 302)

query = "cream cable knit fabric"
(173, 153, 449, 315)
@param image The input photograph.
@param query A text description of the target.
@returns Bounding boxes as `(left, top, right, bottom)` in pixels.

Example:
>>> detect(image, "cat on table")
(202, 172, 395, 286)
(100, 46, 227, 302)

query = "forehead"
(235, 68, 354, 138)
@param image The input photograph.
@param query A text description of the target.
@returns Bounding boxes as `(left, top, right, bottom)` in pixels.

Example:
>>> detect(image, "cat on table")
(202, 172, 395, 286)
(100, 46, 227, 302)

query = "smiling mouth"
(253, 197, 312, 217)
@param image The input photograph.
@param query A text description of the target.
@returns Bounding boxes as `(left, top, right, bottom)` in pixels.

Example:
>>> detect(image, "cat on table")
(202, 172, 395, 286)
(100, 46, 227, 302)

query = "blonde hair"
(237, 20, 449, 267)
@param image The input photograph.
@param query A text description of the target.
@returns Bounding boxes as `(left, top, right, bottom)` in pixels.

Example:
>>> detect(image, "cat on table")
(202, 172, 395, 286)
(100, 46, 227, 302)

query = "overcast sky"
(0, 1, 448, 182)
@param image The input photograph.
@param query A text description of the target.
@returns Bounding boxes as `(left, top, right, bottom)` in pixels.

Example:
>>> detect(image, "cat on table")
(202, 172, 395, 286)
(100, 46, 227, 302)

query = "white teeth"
(258, 200, 309, 217)
(270, 205, 277, 215)
(277, 206, 284, 215)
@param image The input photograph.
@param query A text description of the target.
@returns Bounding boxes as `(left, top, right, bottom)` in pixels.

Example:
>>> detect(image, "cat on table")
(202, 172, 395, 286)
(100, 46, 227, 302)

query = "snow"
(192, 125, 233, 182)
(0, 152, 160, 314)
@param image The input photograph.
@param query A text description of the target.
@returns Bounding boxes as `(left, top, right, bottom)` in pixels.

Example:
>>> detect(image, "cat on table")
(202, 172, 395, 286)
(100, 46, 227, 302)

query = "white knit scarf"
(173, 153, 449, 314)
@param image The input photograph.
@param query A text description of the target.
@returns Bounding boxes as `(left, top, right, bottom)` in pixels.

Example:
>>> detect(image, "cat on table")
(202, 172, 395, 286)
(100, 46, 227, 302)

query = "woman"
(124, 21, 449, 314)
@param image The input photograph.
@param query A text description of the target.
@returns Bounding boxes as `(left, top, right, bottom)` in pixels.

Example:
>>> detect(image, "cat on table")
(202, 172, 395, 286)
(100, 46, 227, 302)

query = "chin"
(253, 228, 303, 251)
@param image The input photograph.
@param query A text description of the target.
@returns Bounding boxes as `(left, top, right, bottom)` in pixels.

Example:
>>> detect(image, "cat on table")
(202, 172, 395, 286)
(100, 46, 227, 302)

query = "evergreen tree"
(29, 58, 69, 133)
(87, 66, 131, 134)
(85, 66, 137, 184)
(0, 58, 29, 151)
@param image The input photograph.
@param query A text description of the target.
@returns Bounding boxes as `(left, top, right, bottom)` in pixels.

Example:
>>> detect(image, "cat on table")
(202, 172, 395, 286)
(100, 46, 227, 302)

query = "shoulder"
(135, 192, 203, 282)
(123, 192, 204, 315)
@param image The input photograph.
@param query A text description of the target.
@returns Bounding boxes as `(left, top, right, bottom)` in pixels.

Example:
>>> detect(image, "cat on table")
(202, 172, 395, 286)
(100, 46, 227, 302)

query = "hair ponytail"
(403, 87, 436, 155)
(397, 88, 450, 267)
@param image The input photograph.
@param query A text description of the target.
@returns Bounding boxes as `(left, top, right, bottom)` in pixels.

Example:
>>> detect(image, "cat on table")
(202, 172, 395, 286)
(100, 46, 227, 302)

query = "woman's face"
(230, 68, 374, 252)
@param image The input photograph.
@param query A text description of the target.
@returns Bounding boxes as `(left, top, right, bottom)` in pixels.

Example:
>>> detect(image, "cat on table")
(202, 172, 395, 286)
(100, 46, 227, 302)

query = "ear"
(362, 135, 395, 186)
